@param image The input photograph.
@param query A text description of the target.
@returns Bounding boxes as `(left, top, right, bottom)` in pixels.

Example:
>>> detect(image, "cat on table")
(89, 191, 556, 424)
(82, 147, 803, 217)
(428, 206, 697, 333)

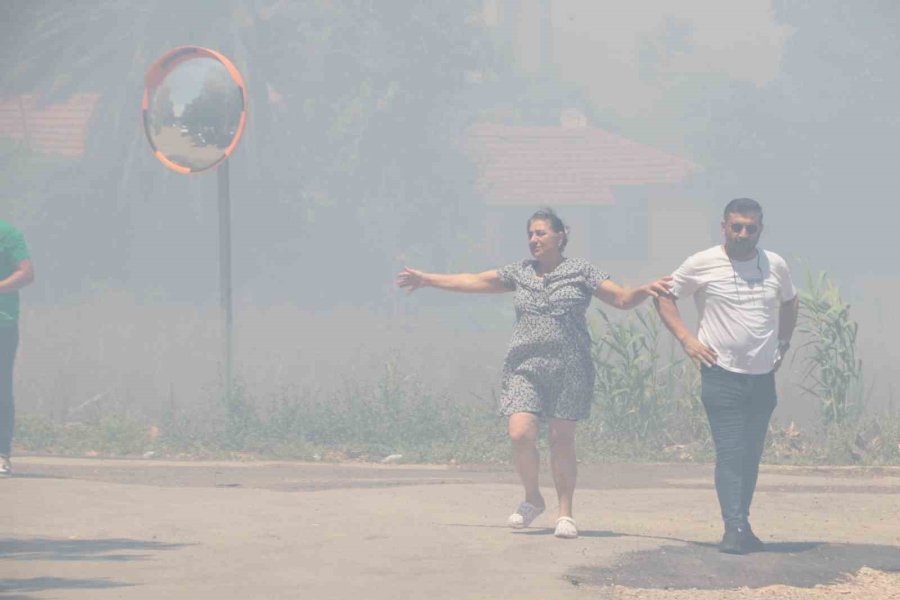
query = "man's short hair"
(723, 197, 763, 221)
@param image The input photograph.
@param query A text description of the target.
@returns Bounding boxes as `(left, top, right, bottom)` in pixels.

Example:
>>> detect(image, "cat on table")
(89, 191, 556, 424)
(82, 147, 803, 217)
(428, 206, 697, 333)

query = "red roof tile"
(0, 94, 100, 156)
(463, 123, 700, 206)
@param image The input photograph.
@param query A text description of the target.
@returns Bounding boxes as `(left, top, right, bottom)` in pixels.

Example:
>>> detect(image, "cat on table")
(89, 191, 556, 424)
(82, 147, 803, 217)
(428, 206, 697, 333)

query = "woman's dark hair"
(527, 207, 568, 250)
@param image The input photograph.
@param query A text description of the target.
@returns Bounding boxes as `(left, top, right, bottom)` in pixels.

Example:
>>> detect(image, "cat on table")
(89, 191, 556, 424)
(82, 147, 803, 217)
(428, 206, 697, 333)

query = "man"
(0, 219, 34, 477)
(655, 198, 799, 554)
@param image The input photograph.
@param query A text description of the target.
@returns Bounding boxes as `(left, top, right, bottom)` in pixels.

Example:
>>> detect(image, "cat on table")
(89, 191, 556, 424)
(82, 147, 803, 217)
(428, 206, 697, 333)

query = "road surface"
(3, 457, 899, 599)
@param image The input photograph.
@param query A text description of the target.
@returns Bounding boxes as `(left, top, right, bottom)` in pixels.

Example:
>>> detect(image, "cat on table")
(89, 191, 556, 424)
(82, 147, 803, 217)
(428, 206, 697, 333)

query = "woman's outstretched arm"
(592, 276, 672, 310)
(396, 267, 512, 294)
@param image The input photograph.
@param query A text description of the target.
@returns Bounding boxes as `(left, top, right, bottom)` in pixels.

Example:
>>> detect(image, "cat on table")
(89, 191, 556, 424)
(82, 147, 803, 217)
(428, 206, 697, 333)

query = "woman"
(396, 208, 670, 538)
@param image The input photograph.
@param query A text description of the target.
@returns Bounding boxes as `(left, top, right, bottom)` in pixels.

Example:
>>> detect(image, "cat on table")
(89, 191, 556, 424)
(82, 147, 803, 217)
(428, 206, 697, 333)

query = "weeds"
(17, 413, 151, 456)
(16, 361, 509, 463)
(12, 272, 900, 466)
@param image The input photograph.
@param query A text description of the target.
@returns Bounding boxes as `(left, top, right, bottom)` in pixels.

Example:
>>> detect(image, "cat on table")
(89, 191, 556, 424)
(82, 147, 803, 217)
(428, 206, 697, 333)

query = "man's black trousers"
(701, 364, 777, 529)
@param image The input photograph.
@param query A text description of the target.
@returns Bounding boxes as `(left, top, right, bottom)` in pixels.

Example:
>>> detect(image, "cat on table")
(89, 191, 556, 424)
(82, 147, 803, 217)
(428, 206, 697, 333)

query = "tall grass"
(584, 307, 708, 459)
(591, 308, 663, 442)
(797, 271, 866, 426)
(12, 279, 900, 465)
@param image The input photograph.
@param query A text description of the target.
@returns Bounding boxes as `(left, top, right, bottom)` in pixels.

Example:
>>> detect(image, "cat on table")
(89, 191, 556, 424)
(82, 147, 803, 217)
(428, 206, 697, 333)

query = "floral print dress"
(496, 258, 609, 421)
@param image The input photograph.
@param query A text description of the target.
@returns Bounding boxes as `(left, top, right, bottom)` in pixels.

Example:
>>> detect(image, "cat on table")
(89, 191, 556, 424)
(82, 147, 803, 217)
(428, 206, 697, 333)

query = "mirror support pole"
(217, 159, 234, 400)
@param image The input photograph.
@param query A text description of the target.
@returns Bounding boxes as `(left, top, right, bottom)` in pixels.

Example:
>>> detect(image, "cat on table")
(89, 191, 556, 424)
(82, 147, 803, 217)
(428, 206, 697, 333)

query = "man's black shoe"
(742, 524, 765, 552)
(719, 526, 748, 554)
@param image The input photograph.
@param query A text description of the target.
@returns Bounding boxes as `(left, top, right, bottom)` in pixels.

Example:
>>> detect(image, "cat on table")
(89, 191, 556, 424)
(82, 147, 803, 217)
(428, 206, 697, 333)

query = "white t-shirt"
(670, 245, 796, 375)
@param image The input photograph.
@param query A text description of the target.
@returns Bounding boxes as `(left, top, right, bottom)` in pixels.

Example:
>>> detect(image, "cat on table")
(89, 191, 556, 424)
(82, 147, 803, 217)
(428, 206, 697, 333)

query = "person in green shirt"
(0, 220, 34, 477)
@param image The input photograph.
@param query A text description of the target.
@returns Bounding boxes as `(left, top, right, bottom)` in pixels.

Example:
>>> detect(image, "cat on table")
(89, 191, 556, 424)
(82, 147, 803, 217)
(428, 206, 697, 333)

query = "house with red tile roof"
(462, 119, 708, 277)
(0, 94, 100, 157)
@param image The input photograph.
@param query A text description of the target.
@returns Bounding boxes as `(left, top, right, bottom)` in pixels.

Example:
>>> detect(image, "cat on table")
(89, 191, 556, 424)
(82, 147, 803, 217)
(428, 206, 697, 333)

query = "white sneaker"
(554, 516, 578, 539)
(507, 501, 545, 529)
(0, 455, 11, 478)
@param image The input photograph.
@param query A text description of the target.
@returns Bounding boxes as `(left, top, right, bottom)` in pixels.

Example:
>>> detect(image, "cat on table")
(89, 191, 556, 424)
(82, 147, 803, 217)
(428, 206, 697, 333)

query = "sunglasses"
(729, 223, 759, 234)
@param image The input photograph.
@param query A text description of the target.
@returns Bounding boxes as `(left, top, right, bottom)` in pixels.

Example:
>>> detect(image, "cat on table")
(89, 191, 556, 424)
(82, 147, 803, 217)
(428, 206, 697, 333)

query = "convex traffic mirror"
(142, 46, 247, 173)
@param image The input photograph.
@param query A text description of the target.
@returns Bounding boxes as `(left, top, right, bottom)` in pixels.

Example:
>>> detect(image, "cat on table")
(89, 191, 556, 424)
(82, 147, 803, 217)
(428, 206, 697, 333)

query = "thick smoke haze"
(1, 0, 898, 430)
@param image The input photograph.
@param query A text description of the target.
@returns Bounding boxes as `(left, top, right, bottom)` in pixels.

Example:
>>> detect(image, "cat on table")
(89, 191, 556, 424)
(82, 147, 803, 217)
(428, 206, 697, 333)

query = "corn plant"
(591, 307, 666, 444)
(588, 306, 707, 454)
(797, 271, 865, 427)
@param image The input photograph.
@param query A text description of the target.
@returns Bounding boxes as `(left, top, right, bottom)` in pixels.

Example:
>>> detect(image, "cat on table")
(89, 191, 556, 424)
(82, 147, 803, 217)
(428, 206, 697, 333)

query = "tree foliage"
(1, 0, 493, 304)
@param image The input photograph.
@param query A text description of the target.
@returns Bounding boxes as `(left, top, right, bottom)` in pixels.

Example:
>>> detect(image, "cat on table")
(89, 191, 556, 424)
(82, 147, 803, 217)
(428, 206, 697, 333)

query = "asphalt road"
(3, 457, 899, 599)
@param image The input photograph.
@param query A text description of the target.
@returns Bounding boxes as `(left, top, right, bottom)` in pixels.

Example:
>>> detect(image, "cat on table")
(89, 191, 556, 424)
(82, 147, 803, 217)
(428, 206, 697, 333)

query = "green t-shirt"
(0, 220, 30, 326)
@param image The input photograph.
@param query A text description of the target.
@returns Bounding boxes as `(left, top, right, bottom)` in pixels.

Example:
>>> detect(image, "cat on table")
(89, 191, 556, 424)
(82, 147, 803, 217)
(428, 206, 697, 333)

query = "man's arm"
(779, 295, 800, 342)
(774, 295, 800, 370)
(654, 295, 717, 367)
(0, 259, 34, 293)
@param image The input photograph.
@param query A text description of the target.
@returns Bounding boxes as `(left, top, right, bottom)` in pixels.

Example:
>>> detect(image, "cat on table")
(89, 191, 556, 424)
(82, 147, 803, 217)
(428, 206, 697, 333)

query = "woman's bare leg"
(508, 412, 544, 507)
(548, 418, 577, 518)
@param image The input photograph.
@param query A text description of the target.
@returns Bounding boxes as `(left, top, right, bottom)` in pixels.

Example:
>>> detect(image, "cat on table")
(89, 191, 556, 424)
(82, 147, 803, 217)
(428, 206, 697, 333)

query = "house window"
(550, 198, 648, 262)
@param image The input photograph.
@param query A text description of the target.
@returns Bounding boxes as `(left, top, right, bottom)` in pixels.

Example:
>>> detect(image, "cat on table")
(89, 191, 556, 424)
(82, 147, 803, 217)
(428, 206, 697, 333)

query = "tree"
(0, 0, 493, 305)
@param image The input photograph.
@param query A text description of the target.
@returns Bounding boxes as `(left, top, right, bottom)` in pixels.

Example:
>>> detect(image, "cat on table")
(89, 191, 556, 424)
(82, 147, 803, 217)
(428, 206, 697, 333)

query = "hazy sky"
(4, 1, 899, 422)
(550, 1, 793, 117)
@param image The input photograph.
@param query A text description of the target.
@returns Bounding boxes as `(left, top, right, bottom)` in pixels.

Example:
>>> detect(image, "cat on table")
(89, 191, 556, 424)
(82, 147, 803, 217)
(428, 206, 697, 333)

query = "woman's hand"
(396, 267, 428, 293)
(595, 275, 673, 309)
(641, 276, 673, 299)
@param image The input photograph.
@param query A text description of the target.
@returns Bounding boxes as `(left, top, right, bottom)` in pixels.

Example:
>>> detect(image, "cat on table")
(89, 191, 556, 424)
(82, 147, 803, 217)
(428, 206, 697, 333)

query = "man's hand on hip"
(681, 336, 717, 368)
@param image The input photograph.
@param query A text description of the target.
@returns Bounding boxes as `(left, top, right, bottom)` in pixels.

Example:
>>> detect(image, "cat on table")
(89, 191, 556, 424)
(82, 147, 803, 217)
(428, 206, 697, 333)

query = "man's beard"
(727, 239, 757, 256)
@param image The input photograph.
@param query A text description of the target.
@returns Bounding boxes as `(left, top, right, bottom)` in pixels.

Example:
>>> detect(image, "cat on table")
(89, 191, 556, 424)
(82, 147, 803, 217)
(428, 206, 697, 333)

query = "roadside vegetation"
(15, 271, 899, 466)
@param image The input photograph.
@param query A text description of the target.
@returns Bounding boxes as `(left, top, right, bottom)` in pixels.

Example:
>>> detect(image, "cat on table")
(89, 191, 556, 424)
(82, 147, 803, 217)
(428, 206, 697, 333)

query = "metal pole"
(17, 95, 32, 151)
(217, 159, 233, 399)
